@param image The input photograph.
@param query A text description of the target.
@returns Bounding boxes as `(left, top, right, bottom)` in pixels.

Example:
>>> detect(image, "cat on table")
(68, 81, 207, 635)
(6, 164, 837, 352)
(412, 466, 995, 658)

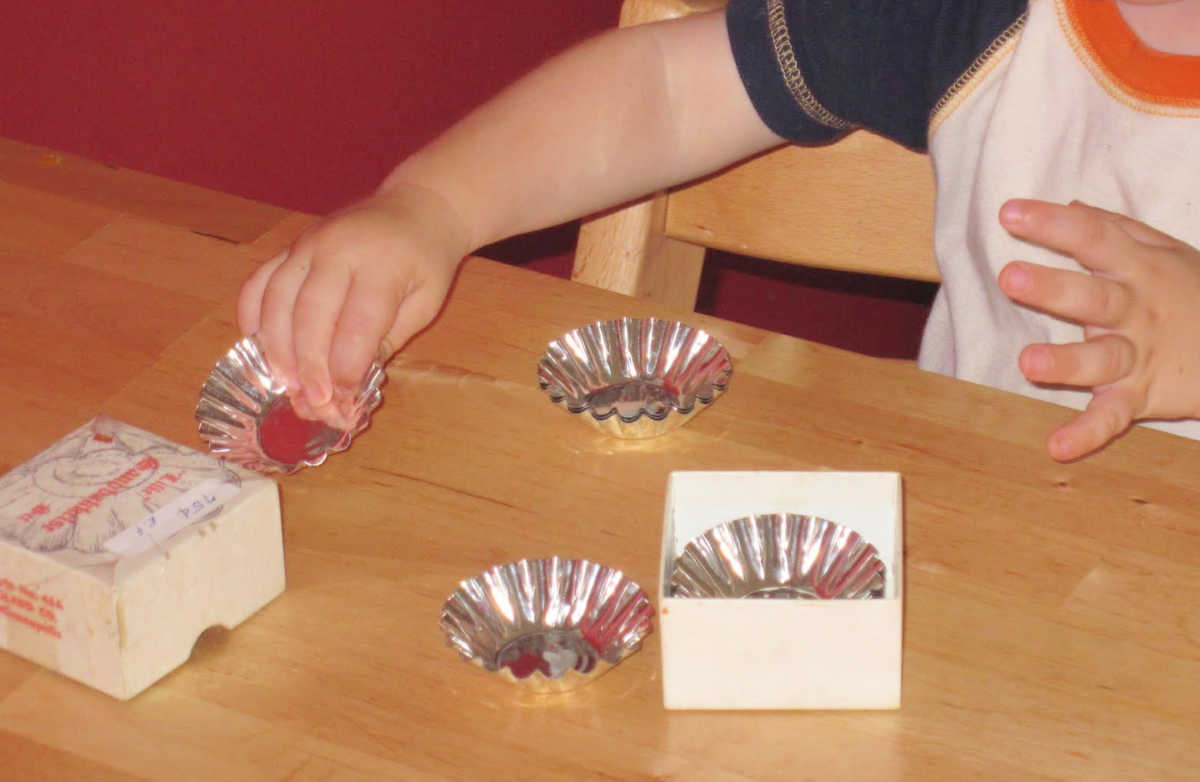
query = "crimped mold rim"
(195, 335, 385, 474)
(537, 316, 733, 424)
(438, 556, 655, 690)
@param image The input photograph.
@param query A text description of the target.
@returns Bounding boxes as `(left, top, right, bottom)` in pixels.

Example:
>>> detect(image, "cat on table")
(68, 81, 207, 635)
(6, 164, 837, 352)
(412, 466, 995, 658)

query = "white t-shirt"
(921, 0, 1200, 439)
(727, 0, 1200, 440)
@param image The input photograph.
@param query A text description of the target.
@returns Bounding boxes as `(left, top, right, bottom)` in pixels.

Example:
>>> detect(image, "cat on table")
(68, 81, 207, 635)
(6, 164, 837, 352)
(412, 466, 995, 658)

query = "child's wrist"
(371, 179, 475, 264)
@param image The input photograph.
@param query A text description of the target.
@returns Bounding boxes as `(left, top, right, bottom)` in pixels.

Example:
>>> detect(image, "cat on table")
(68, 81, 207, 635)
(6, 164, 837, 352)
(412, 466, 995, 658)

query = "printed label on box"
(103, 478, 242, 558)
(0, 417, 243, 573)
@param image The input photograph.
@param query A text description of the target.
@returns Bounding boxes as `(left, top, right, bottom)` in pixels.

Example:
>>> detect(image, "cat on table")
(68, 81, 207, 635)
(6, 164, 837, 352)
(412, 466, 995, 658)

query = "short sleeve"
(725, 0, 1028, 150)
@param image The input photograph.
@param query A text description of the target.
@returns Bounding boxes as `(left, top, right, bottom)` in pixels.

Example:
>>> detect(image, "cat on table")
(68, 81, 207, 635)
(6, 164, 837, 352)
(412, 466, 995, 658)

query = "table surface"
(1, 137, 1198, 781)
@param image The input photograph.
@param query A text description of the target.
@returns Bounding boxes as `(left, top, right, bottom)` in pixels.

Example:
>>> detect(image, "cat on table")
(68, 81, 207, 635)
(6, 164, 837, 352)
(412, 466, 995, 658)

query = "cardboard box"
(0, 416, 284, 699)
(659, 471, 903, 710)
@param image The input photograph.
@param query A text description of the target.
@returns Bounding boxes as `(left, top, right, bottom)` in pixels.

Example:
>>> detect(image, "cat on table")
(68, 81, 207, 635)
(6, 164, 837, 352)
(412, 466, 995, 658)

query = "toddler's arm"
(238, 10, 782, 424)
(998, 199, 1200, 460)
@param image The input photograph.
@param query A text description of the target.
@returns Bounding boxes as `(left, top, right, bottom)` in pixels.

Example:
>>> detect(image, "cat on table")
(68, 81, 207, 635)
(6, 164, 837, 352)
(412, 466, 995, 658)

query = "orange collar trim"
(1062, 0, 1200, 106)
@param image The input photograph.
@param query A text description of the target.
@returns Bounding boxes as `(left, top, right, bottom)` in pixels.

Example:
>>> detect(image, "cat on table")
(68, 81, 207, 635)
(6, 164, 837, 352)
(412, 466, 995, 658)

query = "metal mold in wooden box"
(659, 471, 903, 710)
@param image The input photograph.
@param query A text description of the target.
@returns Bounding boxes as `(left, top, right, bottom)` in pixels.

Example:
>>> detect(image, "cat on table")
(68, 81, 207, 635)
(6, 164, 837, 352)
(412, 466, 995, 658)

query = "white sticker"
(103, 479, 240, 558)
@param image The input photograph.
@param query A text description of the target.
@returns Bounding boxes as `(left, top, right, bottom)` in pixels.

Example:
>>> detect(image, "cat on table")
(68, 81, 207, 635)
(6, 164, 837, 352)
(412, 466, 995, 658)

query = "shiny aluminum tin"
(671, 513, 885, 600)
(195, 336, 385, 474)
(439, 557, 655, 692)
(537, 317, 733, 439)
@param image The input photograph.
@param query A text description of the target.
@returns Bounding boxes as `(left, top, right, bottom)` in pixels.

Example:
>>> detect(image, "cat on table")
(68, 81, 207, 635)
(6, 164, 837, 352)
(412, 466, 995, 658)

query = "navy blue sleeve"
(726, 0, 1028, 151)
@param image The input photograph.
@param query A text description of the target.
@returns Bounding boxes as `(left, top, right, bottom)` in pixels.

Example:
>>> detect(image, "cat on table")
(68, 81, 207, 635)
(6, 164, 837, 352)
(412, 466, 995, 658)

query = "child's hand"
(237, 184, 468, 426)
(997, 199, 1200, 461)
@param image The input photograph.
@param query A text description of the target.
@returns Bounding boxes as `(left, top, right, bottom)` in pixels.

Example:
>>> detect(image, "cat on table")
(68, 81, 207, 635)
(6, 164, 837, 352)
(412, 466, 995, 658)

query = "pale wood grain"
(0, 179, 118, 257)
(573, 195, 707, 310)
(1, 143, 1198, 781)
(667, 136, 938, 282)
(0, 137, 290, 244)
(0, 241, 213, 469)
(59, 215, 264, 304)
(619, 0, 726, 26)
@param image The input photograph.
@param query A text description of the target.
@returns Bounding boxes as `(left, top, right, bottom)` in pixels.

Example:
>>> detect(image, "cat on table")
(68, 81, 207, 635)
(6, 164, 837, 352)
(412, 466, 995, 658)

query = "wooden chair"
(571, 0, 939, 313)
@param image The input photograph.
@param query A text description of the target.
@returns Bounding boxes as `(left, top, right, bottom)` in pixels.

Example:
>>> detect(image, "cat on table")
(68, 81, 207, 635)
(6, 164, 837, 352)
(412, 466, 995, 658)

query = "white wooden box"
(659, 471, 903, 710)
(0, 416, 284, 699)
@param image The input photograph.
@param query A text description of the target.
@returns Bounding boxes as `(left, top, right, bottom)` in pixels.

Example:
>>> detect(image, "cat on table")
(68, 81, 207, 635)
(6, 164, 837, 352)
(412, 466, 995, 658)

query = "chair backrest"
(571, 0, 939, 313)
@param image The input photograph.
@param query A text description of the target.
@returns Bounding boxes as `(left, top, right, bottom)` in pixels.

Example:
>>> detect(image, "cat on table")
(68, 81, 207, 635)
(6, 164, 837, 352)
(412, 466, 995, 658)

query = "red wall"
(1, 2, 621, 212)
(2, 1, 932, 357)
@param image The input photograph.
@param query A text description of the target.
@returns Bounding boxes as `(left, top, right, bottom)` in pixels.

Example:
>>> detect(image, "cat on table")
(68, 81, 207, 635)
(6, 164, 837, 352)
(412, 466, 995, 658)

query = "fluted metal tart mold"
(671, 513, 885, 600)
(195, 336, 385, 474)
(537, 317, 733, 439)
(440, 557, 655, 692)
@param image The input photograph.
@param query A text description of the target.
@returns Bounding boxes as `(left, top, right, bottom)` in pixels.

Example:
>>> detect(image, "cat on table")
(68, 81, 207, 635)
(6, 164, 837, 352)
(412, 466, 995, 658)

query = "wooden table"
(2, 137, 1198, 781)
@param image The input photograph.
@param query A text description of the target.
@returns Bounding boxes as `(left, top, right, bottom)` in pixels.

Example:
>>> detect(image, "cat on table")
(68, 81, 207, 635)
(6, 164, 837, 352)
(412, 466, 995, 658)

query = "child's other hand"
(997, 199, 1200, 461)
(237, 184, 467, 427)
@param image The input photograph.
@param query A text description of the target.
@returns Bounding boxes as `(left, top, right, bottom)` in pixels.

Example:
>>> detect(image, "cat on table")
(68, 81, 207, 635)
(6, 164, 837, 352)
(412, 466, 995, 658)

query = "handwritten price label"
(103, 479, 240, 558)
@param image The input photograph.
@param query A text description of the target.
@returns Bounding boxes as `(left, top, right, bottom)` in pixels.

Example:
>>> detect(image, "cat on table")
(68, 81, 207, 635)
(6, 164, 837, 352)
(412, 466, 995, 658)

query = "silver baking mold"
(195, 336, 385, 474)
(440, 557, 655, 692)
(671, 513, 885, 600)
(537, 317, 733, 439)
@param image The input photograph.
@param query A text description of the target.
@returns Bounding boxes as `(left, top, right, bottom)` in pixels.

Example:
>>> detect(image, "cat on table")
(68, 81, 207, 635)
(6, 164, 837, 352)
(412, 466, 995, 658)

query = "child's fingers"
(237, 251, 287, 336)
(257, 246, 315, 389)
(287, 391, 352, 429)
(287, 390, 319, 422)
(998, 261, 1132, 327)
(373, 281, 451, 369)
(1065, 201, 1181, 249)
(327, 267, 404, 392)
(1047, 386, 1138, 461)
(999, 199, 1136, 274)
(1018, 334, 1136, 388)
(291, 260, 353, 407)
